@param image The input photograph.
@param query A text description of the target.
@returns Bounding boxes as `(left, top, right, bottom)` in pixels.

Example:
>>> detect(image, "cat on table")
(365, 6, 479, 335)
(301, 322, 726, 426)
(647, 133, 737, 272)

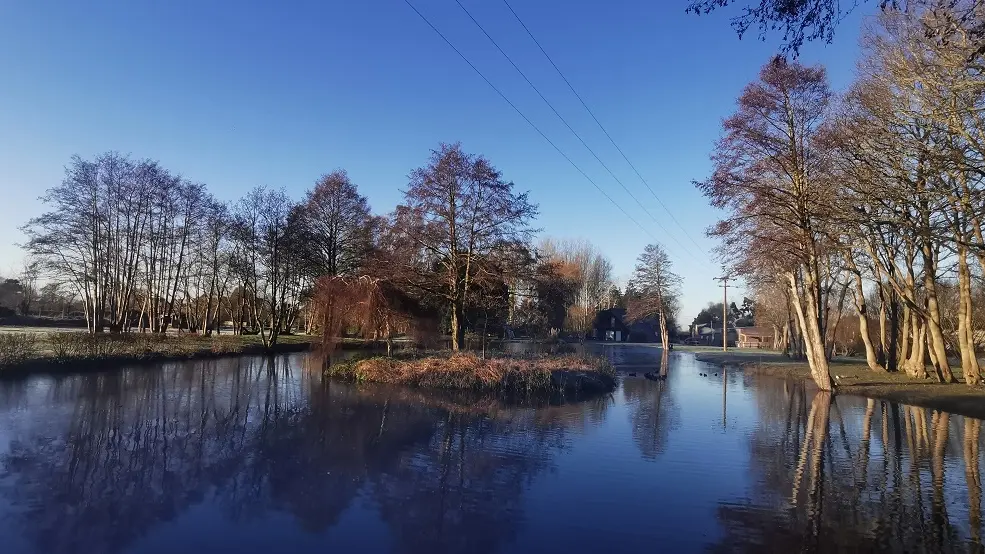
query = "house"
(691, 323, 737, 347)
(592, 308, 629, 342)
(628, 319, 660, 343)
(736, 326, 774, 349)
(691, 323, 715, 341)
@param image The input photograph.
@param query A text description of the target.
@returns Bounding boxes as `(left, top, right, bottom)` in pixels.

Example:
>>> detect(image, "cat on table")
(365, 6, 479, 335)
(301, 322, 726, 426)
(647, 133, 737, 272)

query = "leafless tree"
(698, 57, 838, 390)
(536, 237, 613, 337)
(229, 186, 304, 347)
(627, 243, 682, 349)
(387, 143, 537, 350)
(302, 170, 374, 278)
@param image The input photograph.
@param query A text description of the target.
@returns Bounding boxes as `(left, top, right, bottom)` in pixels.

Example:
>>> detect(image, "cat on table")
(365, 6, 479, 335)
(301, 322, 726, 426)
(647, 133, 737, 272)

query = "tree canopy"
(686, 0, 899, 53)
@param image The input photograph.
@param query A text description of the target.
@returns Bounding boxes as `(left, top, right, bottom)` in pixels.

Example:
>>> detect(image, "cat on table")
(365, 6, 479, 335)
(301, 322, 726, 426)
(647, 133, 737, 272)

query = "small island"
(326, 352, 615, 395)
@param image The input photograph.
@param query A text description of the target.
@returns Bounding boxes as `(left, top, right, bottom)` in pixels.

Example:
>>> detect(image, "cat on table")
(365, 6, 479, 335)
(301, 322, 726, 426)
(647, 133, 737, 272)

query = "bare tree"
(698, 57, 838, 390)
(536, 237, 613, 337)
(23, 153, 150, 332)
(230, 186, 303, 348)
(181, 196, 231, 335)
(390, 143, 537, 351)
(16, 261, 40, 316)
(302, 170, 374, 279)
(627, 243, 682, 349)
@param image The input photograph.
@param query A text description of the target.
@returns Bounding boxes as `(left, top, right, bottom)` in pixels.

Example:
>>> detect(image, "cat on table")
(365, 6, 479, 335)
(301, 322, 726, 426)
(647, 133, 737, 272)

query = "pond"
(0, 345, 981, 553)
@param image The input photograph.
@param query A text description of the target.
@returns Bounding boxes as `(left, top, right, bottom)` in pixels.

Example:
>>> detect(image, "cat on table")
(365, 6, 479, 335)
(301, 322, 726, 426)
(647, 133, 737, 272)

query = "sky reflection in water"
(0, 347, 981, 553)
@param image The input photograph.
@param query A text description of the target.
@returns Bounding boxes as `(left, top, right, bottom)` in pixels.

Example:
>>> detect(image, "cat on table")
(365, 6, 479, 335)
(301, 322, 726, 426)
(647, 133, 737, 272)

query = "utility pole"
(714, 274, 731, 352)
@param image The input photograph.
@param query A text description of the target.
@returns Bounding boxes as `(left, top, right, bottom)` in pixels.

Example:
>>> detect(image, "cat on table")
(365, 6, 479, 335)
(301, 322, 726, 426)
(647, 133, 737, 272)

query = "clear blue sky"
(0, 0, 873, 324)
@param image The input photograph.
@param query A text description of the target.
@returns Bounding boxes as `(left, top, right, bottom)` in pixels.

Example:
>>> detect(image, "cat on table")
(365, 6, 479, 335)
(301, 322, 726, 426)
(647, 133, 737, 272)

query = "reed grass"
(326, 352, 615, 394)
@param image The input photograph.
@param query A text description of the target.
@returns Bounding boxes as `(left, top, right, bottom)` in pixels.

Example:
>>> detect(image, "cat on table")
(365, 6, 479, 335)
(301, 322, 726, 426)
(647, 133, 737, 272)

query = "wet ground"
(0, 344, 981, 553)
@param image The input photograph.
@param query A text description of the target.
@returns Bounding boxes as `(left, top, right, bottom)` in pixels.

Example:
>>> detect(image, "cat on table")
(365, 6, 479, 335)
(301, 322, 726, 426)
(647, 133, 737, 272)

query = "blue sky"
(0, 0, 873, 323)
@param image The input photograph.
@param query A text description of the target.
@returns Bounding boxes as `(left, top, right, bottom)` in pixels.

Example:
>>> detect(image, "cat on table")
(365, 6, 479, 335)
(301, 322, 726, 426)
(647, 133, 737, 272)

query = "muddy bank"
(696, 351, 985, 420)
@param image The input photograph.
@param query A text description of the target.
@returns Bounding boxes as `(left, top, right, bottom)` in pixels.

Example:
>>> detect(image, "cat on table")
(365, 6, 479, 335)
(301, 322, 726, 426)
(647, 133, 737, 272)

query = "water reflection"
(0, 349, 982, 553)
(715, 376, 985, 552)
(622, 349, 678, 460)
(0, 355, 598, 554)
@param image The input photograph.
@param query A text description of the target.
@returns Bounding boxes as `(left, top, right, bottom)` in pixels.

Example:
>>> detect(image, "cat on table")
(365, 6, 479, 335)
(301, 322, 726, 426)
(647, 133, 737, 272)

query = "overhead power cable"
(451, 0, 702, 262)
(402, 0, 658, 243)
(500, 0, 712, 258)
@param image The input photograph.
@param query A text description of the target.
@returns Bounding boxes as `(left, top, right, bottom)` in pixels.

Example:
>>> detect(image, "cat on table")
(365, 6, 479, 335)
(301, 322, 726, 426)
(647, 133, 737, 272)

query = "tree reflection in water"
(715, 376, 985, 552)
(3, 350, 984, 553)
(622, 349, 679, 460)
(0, 354, 601, 554)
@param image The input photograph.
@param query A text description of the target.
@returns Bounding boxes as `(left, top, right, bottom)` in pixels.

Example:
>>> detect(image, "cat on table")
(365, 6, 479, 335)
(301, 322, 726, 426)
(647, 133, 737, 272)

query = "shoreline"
(696, 351, 985, 420)
(0, 334, 317, 377)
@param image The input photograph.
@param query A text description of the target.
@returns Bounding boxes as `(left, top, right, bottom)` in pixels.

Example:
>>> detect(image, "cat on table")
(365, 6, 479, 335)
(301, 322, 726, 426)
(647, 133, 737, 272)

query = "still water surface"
(0, 345, 982, 553)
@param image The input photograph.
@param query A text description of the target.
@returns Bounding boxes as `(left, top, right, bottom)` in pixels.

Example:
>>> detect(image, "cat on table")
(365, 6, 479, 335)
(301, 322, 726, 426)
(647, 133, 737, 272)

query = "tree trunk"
(659, 310, 670, 351)
(887, 287, 900, 373)
(957, 245, 981, 385)
(851, 271, 884, 372)
(906, 314, 928, 379)
(827, 281, 849, 360)
(878, 284, 888, 367)
(922, 246, 957, 383)
(385, 319, 393, 358)
(450, 300, 464, 352)
(787, 271, 833, 391)
(900, 303, 911, 371)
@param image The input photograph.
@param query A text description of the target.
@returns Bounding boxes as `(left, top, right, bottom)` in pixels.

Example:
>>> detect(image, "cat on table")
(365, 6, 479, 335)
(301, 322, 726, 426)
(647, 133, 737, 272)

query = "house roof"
(736, 326, 773, 337)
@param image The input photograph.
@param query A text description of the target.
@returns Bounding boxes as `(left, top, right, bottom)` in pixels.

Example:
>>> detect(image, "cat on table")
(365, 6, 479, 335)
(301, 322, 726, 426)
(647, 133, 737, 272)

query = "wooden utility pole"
(714, 275, 731, 352)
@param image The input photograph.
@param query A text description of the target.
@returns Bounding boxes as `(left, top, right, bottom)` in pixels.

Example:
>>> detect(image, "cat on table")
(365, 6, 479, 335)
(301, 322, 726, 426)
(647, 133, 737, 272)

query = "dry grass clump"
(326, 352, 615, 394)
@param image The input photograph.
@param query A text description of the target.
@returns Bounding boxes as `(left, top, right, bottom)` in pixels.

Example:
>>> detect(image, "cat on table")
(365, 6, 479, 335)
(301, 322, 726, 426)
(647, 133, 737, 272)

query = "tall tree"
(229, 186, 303, 347)
(302, 170, 374, 278)
(627, 244, 682, 349)
(23, 153, 152, 332)
(698, 57, 837, 390)
(828, 7, 977, 383)
(392, 143, 537, 350)
(536, 237, 613, 336)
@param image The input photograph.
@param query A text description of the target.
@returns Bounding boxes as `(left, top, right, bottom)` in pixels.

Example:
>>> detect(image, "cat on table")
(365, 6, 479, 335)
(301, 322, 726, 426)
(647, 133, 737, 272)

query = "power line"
(401, 0, 657, 242)
(500, 0, 711, 257)
(451, 0, 701, 263)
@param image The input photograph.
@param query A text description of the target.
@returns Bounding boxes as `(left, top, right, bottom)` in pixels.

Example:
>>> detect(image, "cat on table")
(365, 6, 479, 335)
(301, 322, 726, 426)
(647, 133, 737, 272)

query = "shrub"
(210, 336, 241, 354)
(47, 332, 82, 359)
(0, 333, 41, 366)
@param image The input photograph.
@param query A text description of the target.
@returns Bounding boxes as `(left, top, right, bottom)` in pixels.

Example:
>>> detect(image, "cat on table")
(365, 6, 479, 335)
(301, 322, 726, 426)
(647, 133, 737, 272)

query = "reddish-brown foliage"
(313, 275, 435, 353)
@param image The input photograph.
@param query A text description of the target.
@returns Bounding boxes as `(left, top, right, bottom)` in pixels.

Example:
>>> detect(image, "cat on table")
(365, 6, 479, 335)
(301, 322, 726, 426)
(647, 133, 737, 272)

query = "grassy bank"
(0, 331, 316, 375)
(326, 352, 616, 394)
(696, 350, 985, 420)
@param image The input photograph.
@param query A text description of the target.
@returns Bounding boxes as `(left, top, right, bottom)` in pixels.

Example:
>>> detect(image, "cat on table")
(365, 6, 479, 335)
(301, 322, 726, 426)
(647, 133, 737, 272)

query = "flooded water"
(0, 345, 981, 553)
